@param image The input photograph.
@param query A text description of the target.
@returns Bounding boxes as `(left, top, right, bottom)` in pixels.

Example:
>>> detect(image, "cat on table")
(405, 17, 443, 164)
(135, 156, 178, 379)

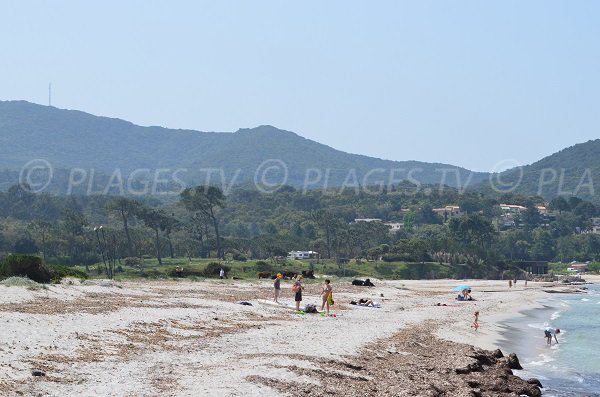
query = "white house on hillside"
(354, 218, 382, 223)
(287, 251, 319, 260)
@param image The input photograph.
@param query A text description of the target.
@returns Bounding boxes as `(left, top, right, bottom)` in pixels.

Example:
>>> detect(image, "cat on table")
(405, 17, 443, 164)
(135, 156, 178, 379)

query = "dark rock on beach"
(527, 378, 543, 387)
(507, 352, 523, 369)
(247, 323, 542, 396)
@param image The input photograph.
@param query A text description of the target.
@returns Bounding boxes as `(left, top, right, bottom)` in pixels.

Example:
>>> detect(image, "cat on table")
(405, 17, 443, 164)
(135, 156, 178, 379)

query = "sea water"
(498, 284, 600, 396)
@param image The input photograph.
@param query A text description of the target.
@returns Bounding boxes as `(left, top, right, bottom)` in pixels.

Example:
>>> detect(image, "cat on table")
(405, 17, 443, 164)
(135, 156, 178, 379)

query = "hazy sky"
(2, 1, 599, 172)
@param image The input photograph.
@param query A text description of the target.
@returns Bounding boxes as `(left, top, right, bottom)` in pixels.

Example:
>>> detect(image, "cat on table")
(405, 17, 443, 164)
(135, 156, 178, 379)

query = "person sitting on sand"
(544, 326, 560, 345)
(175, 266, 183, 277)
(350, 298, 375, 307)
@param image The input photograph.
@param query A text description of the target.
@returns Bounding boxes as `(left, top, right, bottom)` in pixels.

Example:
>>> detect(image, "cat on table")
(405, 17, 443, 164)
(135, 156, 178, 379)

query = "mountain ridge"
(474, 138, 600, 202)
(0, 100, 488, 191)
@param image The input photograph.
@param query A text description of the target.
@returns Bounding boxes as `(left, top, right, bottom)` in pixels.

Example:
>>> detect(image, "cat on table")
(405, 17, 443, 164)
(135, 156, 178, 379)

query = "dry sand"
(0, 277, 584, 396)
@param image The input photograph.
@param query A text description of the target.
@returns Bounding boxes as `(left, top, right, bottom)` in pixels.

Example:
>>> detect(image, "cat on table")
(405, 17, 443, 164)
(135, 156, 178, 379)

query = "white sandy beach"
(0, 277, 586, 396)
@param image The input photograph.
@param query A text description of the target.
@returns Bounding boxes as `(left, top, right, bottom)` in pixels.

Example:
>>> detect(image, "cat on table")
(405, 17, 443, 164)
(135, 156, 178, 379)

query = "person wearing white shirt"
(544, 326, 560, 345)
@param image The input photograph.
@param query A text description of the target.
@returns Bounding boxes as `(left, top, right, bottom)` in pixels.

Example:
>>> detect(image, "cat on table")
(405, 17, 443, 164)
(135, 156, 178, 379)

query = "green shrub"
(374, 262, 398, 276)
(166, 267, 205, 278)
(395, 263, 446, 279)
(45, 256, 71, 266)
(0, 276, 46, 289)
(70, 252, 101, 267)
(48, 265, 88, 282)
(139, 270, 165, 279)
(382, 253, 413, 262)
(588, 261, 600, 273)
(0, 255, 51, 283)
(255, 261, 273, 272)
(124, 257, 143, 268)
(203, 262, 231, 278)
(232, 252, 247, 261)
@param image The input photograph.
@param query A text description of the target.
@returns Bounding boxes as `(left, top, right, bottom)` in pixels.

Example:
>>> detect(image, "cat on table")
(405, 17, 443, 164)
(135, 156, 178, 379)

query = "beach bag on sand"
(328, 292, 334, 306)
(305, 303, 318, 313)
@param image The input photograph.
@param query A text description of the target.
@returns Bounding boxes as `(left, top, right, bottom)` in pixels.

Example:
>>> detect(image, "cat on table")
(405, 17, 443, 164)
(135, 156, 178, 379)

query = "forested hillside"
(0, 101, 487, 191)
(2, 183, 600, 279)
(475, 139, 600, 203)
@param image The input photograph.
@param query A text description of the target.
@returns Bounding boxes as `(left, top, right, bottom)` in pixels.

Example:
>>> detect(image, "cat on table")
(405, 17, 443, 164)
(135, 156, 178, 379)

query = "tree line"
(1, 183, 600, 277)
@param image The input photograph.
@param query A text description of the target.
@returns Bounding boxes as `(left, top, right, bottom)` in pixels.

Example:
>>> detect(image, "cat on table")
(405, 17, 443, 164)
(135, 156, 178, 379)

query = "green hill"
(476, 139, 600, 202)
(0, 100, 488, 192)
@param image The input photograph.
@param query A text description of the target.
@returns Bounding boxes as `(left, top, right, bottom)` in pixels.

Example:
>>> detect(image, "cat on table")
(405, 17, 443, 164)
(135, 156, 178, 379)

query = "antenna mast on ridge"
(48, 83, 52, 106)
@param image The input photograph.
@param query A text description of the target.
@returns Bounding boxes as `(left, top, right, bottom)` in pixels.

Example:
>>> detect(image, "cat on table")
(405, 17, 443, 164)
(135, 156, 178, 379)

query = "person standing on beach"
(320, 279, 333, 316)
(219, 268, 225, 279)
(472, 311, 480, 330)
(274, 273, 282, 303)
(544, 326, 560, 345)
(508, 280, 512, 288)
(292, 279, 303, 311)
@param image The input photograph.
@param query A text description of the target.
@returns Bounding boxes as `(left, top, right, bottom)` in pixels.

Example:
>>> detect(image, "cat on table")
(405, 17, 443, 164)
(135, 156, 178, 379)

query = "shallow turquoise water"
(499, 284, 600, 396)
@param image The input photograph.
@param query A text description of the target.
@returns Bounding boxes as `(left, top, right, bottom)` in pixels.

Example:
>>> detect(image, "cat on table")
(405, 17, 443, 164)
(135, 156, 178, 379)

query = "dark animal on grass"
(282, 271, 298, 279)
(257, 271, 272, 279)
(352, 278, 375, 287)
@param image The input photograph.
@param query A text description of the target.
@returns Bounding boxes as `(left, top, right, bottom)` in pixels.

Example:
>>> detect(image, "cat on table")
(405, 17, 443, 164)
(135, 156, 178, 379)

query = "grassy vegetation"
(548, 262, 572, 274)
(79, 257, 457, 282)
(48, 265, 88, 282)
(0, 276, 47, 289)
(548, 261, 600, 275)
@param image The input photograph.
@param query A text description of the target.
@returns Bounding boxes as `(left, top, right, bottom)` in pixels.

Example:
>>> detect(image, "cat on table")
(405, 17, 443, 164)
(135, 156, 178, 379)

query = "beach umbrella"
(452, 284, 471, 292)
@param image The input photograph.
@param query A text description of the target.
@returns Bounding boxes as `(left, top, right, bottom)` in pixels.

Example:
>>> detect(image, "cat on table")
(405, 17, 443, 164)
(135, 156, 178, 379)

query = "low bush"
(139, 270, 165, 279)
(374, 262, 398, 276)
(166, 267, 205, 278)
(203, 262, 231, 278)
(0, 255, 51, 283)
(382, 253, 413, 262)
(0, 276, 45, 289)
(124, 257, 143, 267)
(232, 252, 247, 262)
(254, 261, 273, 272)
(48, 265, 88, 282)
